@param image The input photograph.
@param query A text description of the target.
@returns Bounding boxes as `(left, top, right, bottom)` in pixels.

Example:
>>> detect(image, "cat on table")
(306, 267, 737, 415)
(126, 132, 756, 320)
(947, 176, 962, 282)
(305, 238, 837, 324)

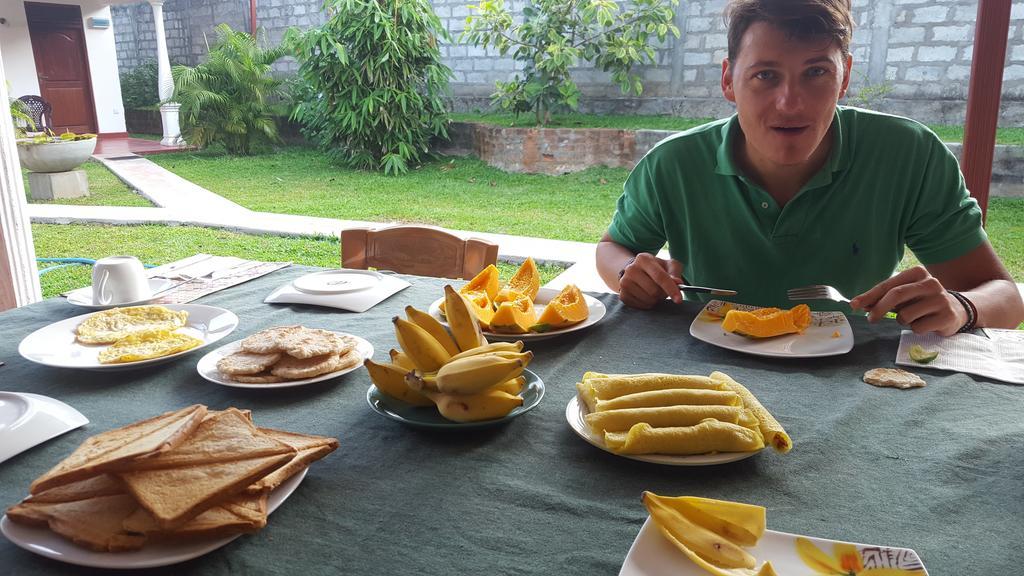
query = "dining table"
(1, 265, 1021, 575)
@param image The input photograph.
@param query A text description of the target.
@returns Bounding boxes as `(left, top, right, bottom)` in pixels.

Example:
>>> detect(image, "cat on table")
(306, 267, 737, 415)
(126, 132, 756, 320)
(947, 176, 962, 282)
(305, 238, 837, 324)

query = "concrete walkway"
(29, 155, 614, 292)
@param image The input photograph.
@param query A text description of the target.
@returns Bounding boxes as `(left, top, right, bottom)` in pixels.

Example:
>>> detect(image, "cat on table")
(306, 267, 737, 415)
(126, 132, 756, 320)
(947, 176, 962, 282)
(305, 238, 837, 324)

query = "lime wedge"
(909, 344, 939, 364)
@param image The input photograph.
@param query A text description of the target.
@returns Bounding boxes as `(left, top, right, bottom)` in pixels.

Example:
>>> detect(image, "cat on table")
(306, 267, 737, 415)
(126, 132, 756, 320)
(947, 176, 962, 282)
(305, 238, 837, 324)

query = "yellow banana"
(490, 375, 526, 395)
(392, 316, 451, 372)
(443, 284, 487, 351)
(434, 351, 532, 395)
(405, 305, 460, 356)
(642, 492, 756, 570)
(419, 388, 523, 423)
(389, 348, 414, 371)
(447, 340, 523, 362)
(670, 497, 765, 548)
(404, 370, 440, 393)
(364, 359, 434, 407)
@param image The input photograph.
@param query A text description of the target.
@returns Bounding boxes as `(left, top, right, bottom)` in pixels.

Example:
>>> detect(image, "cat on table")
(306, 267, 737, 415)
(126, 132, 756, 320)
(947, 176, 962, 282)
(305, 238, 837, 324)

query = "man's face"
(722, 22, 852, 169)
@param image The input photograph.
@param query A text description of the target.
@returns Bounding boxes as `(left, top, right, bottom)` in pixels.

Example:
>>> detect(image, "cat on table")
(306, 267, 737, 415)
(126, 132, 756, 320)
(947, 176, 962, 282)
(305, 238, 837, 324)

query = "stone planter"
(16, 138, 97, 173)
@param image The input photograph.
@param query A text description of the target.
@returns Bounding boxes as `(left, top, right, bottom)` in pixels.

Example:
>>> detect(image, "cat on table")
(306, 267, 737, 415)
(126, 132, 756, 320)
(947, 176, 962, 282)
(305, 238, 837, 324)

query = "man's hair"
(724, 0, 854, 61)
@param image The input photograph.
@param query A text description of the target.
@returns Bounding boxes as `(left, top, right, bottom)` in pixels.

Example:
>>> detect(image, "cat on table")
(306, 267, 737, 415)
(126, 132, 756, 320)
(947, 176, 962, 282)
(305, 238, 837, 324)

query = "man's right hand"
(618, 253, 684, 309)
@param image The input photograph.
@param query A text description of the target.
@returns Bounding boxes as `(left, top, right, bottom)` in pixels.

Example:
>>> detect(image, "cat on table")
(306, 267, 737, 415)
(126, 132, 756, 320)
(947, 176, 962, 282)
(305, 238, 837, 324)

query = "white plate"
(1, 467, 307, 569)
(428, 287, 607, 342)
(620, 516, 929, 575)
(196, 333, 374, 389)
(65, 278, 178, 310)
(17, 304, 239, 371)
(0, 392, 88, 464)
(689, 300, 854, 358)
(565, 395, 761, 466)
(291, 269, 382, 295)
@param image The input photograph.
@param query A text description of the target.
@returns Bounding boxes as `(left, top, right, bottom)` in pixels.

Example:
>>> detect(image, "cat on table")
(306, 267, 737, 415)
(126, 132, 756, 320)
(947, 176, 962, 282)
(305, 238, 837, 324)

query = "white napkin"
(896, 329, 1024, 385)
(264, 273, 410, 313)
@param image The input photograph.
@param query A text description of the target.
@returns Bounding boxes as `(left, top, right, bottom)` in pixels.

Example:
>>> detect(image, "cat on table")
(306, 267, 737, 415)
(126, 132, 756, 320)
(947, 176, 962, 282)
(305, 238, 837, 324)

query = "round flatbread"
(271, 349, 361, 379)
(229, 372, 287, 384)
(239, 325, 303, 354)
(863, 368, 926, 389)
(217, 351, 282, 376)
(279, 329, 352, 359)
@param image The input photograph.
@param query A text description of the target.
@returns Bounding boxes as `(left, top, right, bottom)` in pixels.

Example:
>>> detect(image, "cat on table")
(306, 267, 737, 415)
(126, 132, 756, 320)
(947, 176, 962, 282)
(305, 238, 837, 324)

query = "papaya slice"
(496, 257, 540, 303)
(531, 284, 589, 332)
(721, 304, 812, 338)
(490, 291, 537, 334)
(461, 264, 500, 300)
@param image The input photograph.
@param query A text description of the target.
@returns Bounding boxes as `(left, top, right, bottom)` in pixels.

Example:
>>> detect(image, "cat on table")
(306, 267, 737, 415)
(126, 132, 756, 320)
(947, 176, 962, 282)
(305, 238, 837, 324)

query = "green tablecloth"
(1, 267, 1022, 575)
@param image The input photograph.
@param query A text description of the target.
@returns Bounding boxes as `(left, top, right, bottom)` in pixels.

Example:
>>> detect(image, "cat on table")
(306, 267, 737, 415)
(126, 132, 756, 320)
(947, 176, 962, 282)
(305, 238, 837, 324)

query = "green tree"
(286, 0, 452, 175)
(172, 24, 287, 155)
(463, 0, 680, 125)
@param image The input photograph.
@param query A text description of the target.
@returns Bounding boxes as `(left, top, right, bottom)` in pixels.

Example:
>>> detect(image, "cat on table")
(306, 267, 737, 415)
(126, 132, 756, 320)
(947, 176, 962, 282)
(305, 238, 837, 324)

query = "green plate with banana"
(366, 369, 545, 429)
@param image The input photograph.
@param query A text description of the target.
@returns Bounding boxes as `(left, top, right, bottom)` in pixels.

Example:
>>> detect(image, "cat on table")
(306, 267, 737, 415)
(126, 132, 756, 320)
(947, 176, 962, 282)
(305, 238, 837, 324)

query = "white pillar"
(149, 0, 185, 147)
(0, 43, 42, 310)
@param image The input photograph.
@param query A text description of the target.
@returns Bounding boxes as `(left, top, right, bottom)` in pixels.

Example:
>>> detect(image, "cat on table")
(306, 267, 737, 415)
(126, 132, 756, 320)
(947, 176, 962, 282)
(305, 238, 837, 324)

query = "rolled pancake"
(585, 405, 747, 434)
(595, 389, 742, 412)
(604, 420, 765, 455)
(711, 371, 791, 454)
(578, 373, 724, 412)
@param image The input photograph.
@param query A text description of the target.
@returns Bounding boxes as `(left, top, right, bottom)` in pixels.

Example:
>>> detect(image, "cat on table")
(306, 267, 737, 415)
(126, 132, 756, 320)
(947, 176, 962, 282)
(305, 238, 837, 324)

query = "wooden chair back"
(340, 225, 498, 280)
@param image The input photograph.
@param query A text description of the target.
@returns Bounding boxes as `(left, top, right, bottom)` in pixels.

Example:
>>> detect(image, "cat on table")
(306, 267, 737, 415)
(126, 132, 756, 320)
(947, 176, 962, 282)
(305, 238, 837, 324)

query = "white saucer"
(196, 333, 374, 389)
(1, 467, 307, 569)
(65, 278, 178, 310)
(0, 392, 89, 464)
(292, 270, 383, 295)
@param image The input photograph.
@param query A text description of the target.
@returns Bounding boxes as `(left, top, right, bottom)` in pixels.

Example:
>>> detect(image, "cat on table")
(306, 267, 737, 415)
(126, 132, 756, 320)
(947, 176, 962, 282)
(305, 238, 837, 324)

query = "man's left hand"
(850, 266, 967, 335)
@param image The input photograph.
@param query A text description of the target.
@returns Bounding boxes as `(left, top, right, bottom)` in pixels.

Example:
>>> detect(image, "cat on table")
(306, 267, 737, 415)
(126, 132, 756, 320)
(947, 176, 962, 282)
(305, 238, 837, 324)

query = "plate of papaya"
(689, 300, 853, 358)
(427, 259, 607, 342)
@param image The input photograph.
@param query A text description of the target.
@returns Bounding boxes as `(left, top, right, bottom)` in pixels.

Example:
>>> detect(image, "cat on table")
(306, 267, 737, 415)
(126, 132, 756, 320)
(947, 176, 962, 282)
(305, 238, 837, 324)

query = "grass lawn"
(31, 224, 566, 298)
(23, 160, 152, 207)
(451, 112, 1024, 145)
(148, 148, 624, 243)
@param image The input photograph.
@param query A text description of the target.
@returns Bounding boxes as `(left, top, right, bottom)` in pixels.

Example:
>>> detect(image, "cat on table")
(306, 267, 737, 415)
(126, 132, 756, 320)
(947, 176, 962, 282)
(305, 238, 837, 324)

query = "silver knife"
(678, 284, 738, 296)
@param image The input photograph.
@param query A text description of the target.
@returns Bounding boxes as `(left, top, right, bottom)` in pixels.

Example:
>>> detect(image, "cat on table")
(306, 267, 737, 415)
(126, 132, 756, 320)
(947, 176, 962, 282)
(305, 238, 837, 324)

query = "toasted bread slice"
(30, 405, 207, 494)
(122, 492, 268, 540)
(257, 427, 339, 451)
(7, 494, 147, 552)
(127, 409, 295, 470)
(119, 452, 293, 530)
(25, 474, 124, 504)
(245, 445, 336, 494)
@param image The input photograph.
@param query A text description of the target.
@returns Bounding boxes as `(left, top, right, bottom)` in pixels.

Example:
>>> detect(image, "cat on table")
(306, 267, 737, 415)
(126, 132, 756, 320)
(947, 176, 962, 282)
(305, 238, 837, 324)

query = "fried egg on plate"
(98, 329, 204, 364)
(76, 306, 189, 345)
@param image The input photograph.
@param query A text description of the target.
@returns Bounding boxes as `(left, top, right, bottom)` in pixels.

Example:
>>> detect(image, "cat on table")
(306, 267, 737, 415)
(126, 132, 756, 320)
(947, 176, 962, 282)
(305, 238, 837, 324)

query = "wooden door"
(25, 2, 97, 134)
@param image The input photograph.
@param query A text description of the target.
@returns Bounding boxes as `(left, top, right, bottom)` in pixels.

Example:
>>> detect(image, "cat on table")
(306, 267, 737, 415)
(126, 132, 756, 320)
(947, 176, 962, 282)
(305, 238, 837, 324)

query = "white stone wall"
(109, 0, 1024, 124)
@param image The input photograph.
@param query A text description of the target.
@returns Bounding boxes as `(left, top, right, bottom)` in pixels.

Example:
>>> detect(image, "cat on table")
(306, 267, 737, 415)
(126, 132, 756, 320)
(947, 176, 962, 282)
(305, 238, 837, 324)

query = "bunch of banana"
(363, 285, 536, 423)
(642, 492, 777, 576)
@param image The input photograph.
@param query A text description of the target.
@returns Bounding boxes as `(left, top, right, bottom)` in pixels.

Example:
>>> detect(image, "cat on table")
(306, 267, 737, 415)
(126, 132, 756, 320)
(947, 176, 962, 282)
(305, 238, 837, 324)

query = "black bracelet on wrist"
(618, 256, 637, 280)
(947, 290, 978, 333)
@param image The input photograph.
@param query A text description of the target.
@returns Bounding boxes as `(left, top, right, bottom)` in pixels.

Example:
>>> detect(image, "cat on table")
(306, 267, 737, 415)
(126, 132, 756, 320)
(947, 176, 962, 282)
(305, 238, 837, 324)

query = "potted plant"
(16, 131, 98, 173)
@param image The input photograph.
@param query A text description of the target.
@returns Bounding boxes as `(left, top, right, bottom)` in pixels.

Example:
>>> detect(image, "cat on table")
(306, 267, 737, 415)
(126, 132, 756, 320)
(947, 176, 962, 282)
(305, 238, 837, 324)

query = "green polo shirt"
(608, 106, 987, 309)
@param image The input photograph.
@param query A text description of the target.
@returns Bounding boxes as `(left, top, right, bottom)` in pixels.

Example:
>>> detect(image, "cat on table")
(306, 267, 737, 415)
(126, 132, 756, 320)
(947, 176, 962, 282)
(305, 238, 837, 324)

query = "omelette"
(76, 306, 189, 345)
(98, 329, 204, 364)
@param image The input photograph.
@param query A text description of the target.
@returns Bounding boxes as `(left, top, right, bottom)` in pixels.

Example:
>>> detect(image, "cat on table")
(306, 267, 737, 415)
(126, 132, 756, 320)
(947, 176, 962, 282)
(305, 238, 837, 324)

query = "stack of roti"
(217, 325, 362, 383)
(578, 371, 791, 456)
(6, 405, 338, 552)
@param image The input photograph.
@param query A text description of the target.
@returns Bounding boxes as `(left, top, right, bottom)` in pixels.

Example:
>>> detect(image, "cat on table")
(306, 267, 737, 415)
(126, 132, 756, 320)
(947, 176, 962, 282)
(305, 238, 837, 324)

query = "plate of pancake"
(17, 304, 239, 371)
(196, 326, 373, 389)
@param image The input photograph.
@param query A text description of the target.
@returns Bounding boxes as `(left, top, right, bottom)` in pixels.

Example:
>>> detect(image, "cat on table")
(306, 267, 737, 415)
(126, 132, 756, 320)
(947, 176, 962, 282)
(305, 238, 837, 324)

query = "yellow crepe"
(76, 306, 189, 345)
(578, 372, 724, 412)
(604, 420, 765, 455)
(710, 372, 791, 454)
(595, 389, 742, 412)
(98, 330, 203, 364)
(585, 405, 748, 434)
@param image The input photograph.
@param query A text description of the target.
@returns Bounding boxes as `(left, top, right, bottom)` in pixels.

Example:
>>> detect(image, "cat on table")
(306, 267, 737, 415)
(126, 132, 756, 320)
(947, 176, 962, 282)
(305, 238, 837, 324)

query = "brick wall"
(111, 0, 1024, 125)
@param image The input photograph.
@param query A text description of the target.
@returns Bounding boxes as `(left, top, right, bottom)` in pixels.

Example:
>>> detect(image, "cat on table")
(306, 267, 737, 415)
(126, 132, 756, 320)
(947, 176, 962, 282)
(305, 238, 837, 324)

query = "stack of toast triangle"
(6, 405, 338, 552)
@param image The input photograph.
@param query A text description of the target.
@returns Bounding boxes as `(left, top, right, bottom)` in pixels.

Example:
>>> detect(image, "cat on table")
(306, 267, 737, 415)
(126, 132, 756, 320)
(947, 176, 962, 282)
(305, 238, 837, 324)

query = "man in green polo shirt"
(597, 0, 1024, 335)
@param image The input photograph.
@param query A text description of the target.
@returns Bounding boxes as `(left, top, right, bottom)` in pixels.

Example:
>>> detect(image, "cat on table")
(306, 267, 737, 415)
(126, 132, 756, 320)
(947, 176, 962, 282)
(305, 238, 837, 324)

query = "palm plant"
(9, 95, 35, 138)
(172, 24, 287, 155)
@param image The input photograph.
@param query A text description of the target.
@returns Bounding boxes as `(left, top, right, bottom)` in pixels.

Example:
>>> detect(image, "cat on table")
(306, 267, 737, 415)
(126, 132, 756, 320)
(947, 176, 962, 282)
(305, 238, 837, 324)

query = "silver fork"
(787, 284, 850, 304)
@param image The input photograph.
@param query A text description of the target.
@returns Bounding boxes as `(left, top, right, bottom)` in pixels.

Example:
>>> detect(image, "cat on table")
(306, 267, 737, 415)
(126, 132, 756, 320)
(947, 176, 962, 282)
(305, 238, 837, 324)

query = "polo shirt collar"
(714, 109, 852, 179)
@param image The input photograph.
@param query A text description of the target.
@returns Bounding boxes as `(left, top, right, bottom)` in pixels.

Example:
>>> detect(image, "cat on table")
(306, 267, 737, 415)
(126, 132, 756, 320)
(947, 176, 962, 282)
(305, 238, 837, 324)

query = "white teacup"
(92, 256, 151, 305)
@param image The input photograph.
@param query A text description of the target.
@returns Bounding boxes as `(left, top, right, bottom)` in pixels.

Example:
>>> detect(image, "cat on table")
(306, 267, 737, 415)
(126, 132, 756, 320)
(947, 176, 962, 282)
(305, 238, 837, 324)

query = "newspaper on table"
(64, 254, 291, 305)
(896, 329, 1024, 385)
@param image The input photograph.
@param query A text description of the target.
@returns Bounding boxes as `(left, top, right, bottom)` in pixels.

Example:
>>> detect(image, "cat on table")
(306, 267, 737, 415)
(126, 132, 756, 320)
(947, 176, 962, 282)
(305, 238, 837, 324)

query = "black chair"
(17, 95, 52, 132)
